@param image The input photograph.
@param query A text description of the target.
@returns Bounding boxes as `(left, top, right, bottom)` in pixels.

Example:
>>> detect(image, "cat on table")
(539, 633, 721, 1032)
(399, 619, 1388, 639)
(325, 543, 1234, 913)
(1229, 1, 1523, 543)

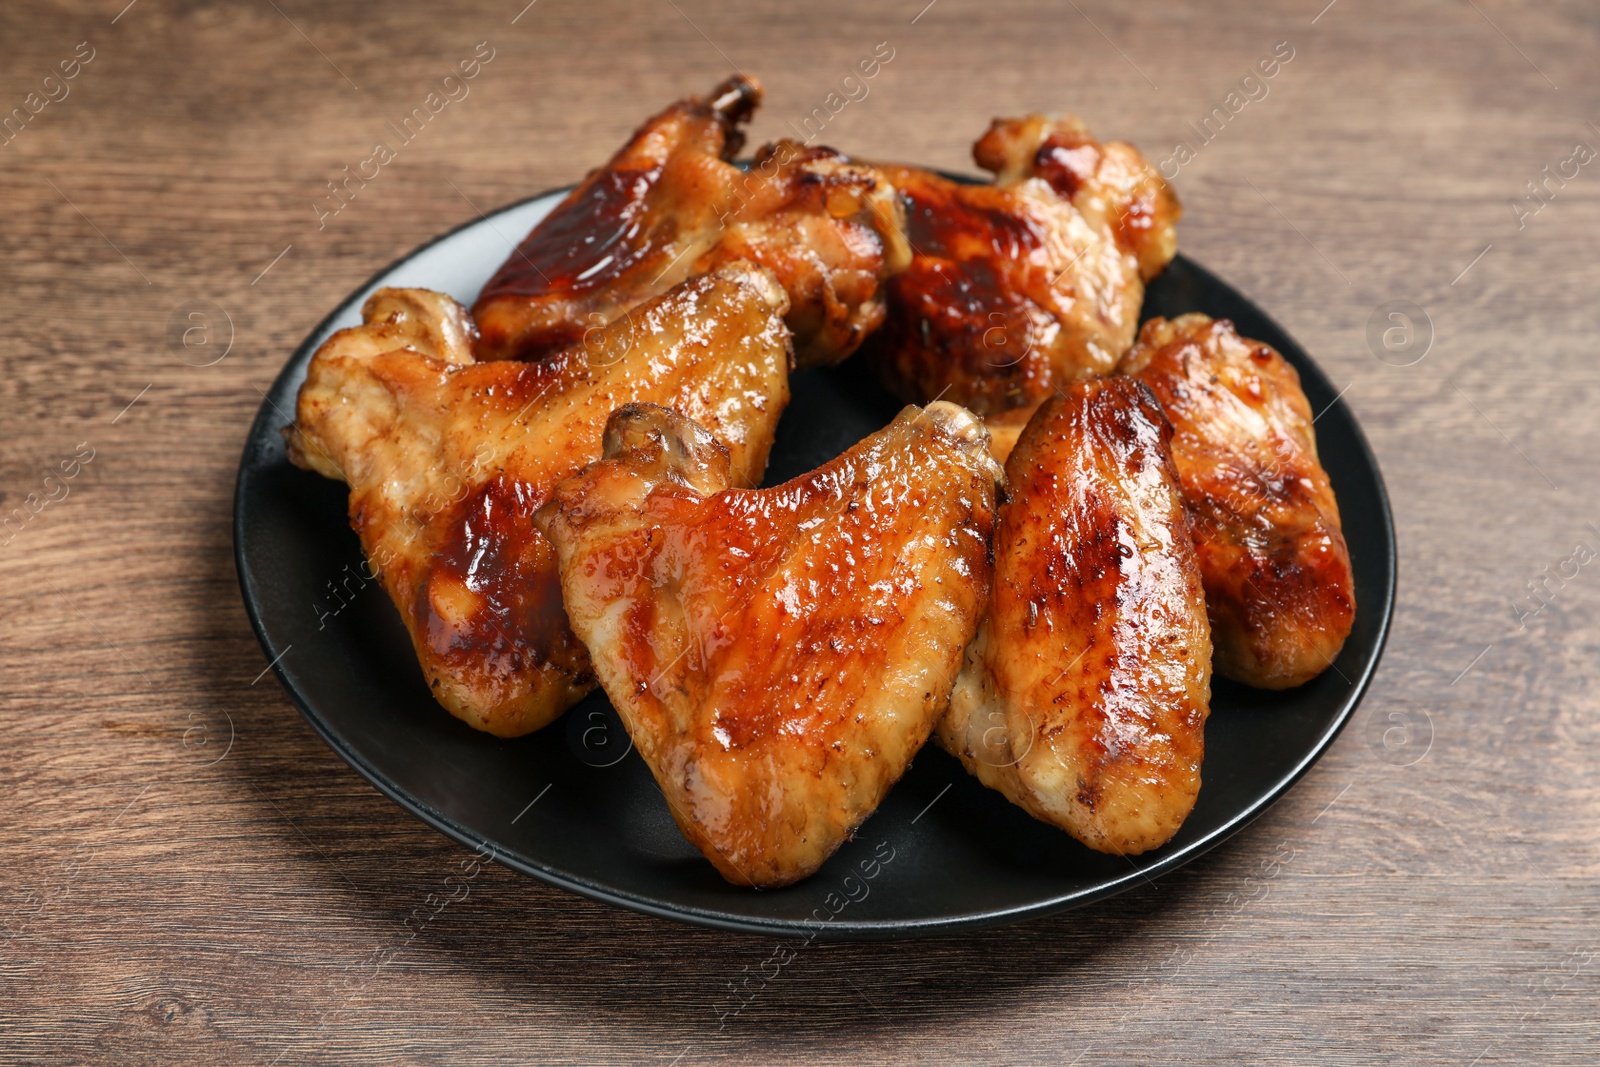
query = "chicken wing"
(287, 263, 793, 737)
(1118, 314, 1355, 688)
(869, 115, 1180, 461)
(472, 75, 909, 367)
(938, 378, 1211, 855)
(536, 401, 1003, 886)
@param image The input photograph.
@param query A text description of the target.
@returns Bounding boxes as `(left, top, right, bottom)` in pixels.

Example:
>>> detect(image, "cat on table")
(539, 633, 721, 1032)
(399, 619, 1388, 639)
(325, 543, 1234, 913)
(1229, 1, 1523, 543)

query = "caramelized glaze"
(868, 115, 1181, 461)
(1119, 314, 1355, 688)
(287, 264, 793, 737)
(472, 75, 907, 367)
(538, 402, 1002, 886)
(939, 378, 1212, 854)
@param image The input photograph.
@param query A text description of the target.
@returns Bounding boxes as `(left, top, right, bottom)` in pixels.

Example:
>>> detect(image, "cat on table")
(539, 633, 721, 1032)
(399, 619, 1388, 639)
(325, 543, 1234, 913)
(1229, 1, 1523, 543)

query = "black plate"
(235, 183, 1395, 940)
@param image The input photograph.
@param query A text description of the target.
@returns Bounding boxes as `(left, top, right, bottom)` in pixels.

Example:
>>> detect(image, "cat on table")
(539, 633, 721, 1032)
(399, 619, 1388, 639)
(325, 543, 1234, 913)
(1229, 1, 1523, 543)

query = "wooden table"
(3, 1, 1595, 1062)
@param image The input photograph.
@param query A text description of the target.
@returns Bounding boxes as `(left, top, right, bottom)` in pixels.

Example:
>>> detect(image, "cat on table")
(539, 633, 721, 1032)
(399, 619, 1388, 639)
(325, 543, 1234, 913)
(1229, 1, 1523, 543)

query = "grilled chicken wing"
(938, 378, 1211, 854)
(1118, 314, 1355, 688)
(870, 115, 1180, 461)
(472, 75, 908, 367)
(286, 264, 793, 737)
(537, 402, 1003, 886)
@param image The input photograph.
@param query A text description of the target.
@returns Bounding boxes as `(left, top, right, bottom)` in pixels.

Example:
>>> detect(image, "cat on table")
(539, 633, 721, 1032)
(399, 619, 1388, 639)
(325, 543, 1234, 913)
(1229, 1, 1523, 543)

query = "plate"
(234, 181, 1395, 940)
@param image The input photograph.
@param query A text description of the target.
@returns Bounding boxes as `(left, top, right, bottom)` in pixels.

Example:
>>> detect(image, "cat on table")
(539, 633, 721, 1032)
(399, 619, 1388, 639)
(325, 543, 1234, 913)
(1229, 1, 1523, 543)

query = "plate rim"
(233, 180, 1397, 940)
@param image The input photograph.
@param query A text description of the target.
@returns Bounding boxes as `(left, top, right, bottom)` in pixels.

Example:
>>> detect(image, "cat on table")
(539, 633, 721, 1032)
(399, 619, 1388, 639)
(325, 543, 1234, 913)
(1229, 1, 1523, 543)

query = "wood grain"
(2, 1, 1597, 1063)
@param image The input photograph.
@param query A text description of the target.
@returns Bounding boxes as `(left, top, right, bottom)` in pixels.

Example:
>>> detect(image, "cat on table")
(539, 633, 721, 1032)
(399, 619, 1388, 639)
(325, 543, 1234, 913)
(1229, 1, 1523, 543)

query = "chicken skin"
(938, 378, 1211, 855)
(537, 402, 1003, 886)
(472, 74, 909, 367)
(287, 264, 793, 737)
(1118, 314, 1355, 688)
(870, 115, 1180, 461)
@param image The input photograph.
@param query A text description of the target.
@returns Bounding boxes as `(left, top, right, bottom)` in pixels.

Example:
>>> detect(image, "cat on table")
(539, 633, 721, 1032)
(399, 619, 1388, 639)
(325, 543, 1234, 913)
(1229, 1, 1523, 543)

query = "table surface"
(2, 1, 1596, 1063)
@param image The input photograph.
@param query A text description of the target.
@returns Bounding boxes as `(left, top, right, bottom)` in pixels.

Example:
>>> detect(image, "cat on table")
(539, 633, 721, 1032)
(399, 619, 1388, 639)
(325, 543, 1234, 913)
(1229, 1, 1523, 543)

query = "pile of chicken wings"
(288, 76, 1355, 887)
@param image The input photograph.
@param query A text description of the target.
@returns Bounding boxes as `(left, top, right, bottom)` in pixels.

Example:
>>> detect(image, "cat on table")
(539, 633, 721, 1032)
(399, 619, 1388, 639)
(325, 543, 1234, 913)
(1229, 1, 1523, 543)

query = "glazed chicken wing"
(287, 263, 792, 737)
(472, 75, 908, 367)
(938, 378, 1211, 854)
(536, 402, 1002, 886)
(1118, 314, 1355, 688)
(870, 115, 1180, 460)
